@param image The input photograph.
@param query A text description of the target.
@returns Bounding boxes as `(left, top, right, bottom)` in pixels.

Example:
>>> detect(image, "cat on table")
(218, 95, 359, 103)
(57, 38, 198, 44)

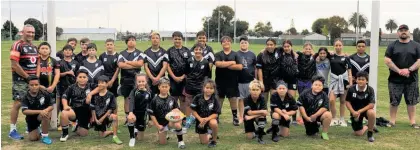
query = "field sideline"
(1, 40, 419, 150)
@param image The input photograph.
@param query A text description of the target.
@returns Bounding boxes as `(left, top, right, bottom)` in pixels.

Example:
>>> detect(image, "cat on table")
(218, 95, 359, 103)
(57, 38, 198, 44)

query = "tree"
(413, 28, 420, 43)
(328, 16, 349, 44)
(348, 12, 368, 34)
(42, 23, 64, 40)
(363, 31, 371, 38)
(248, 30, 261, 37)
(1, 20, 19, 40)
(226, 20, 249, 38)
(385, 19, 398, 33)
(286, 27, 298, 35)
(321, 25, 329, 41)
(254, 21, 273, 37)
(301, 29, 310, 35)
(273, 30, 283, 37)
(202, 5, 235, 39)
(311, 18, 329, 34)
(24, 18, 43, 40)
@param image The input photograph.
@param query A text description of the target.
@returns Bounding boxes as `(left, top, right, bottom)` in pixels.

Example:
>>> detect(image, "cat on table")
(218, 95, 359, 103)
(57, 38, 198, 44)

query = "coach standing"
(384, 24, 420, 128)
(9, 24, 39, 140)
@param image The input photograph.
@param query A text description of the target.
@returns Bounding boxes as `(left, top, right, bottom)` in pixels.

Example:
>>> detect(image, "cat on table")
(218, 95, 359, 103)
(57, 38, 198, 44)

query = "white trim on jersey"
(350, 59, 370, 72)
(144, 53, 168, 68)
(79, 66, 104, 79)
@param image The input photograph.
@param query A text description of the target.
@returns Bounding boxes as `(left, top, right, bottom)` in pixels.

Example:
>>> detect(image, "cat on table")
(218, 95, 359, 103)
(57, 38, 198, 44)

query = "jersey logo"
(71, 64, 76, 69)
(318, 99, 323, 107)
(24, 47, 28, 53)
(39, 97, 45, 105)
(145, 93, 149, 99)
(204, 50, 207, 54)
(341, 57, 345, 61)
(106, 98, 110, 107)
(29, 46, 33, 50)
(30, 56, 37, 64)
(285, 103, 289, 108)
(353, 93, 357, 98)
(208, 103, 214, 110)
(169, 100, 174, 108)
(201, 65, 205, 69)
(134, 52, 137, 56)
(104, 58, 107, 62)
(86, 89, 91, 95)
(114, 58, 117, 62)
(365, 94, 368, 99)
(190, 63, 193, 68)
(95, 63, 98, 67)
(293, 84, 296, 89)
(331, 57, 335, 60)
(365, 58, 369, 62)
(275, 52, 279, 59)
(158, 52, 162, 56)
(183, 52, 188, 58)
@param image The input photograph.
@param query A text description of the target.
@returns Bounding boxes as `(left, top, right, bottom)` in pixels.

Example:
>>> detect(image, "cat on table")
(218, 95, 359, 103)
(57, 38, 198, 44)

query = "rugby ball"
(165, 111, 186, 122)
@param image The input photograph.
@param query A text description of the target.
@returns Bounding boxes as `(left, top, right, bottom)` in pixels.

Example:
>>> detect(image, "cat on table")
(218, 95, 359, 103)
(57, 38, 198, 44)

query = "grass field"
(1, 40, 419, 150)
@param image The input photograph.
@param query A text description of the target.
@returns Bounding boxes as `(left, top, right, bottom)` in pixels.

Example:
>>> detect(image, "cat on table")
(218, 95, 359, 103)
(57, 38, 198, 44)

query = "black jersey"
(144, 47, 168, 77)
(185, 57, 210, 95)
(147, 95, 179, 124)
(329, 54, 351, 75)
(256, 50, 282, 81)
(349, 53, 370, 77)
(297, 89, 329, 116)
(214, 50, 242, 87)
(190, 45, 215, 78)
(345, 85, 375, 111)
(38, 56, 60, 87)
(10, 40, 38, 82)
(99, 52, 119, 77)
(58, 59, 79, 88)
(244, 95, 267, 115)
(270, 93, 298, 112)
(190, 94, 221, 118)
(237, 50, 257, 83)
(279, 51, 299, 80)
(167, 46, 190, 77)
(75, 52, 88, 65)
(297, 52, 317, 80)
(90, 91, 116, 117)
(79, 59, 104, 84)
(118, 49, 144, 85)
(21, 90, 54, 112)
(128, 89, 152, 113)
(62, 83, 97, 108)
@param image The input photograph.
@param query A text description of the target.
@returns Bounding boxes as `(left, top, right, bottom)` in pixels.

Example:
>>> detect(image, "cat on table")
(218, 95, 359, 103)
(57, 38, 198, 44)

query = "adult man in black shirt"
(56, 38, 77, 60)
(384, 24, 420, 128)
(349, 40, 370, 84)
(345, 71, 376, 142)
(99, 39, 120, 97)
(75, 38, 90, 64)
(214, 36, 243, 126)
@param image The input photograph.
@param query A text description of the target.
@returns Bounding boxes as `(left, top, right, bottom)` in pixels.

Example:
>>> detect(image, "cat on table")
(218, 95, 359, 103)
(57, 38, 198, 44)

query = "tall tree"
(42, 23, 63, 40)
(301, 29, 310, 35)
(321, 25, 329, 41)
(311, 18, 329, 34)
(363, 31, 371, 38)
(254, 21, 273, 37)
(202, 5, 235, 39)
(24, 18, 43, 40)
(286, 27, 298, 35)
(273, 30, 283, 37)
(1, 20, 19, 40)
(226, 20, 249, 38)
(413, 28, 420, 43)
(385, 19, 398, 33)
(328, 16, 349, 44)
(348, 12, 368, 34)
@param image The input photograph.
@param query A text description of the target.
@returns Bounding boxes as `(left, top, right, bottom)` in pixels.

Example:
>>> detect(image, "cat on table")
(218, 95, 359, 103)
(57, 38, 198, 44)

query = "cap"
(97, 75, 110, 82)
(398, 24, 409, 31)
(276, 80, 288, 89)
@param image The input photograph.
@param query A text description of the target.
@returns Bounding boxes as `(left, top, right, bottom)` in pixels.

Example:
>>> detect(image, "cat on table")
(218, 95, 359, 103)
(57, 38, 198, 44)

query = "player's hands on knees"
(39, 109, 48, 118)
(199, 118, 208, 128)
(46, 86, 54, 93)
(282, 114, 290, 121)
(309, 115, 317, 122)
(156, 124, 164, 132)
(127, 112, 136, 121)
(352, 111, 360, 119)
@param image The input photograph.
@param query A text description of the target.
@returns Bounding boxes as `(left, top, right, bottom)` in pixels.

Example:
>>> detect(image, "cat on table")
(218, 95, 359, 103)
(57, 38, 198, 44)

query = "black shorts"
(93, 115, 111, 132)
(217, 85, 239, 99)
(350, 112, 368, 131)
(108, 78, 119, 97)
(134, 112, 148, 131)
(156, 117, 169, 127)
(388, 81, 419, 106)
(26, 115, 41, 132)
(72, 106, 91, 129)
(195, 120, 210, 134)
(12, 80, 28, 101)
(281, 78, 298, 90)
(148, 79, 159, 99)
(263, 78, 279, 92)
(120, 84, 135, 98)
(170, 77, 185, 97)
(244, 118, 266, 133)
(303, 115, 322, 136)
(279, 116, 292, 128)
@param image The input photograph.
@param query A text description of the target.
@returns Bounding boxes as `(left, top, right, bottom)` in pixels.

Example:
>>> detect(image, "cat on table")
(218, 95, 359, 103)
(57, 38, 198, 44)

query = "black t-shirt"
(10, 40, 38, 82)
(385, 40, 420, 83)
(244, 95, 267, 115)
(147, 95, 179, 123)
(79, 59, 104, 84)
(56, 50, 75, 60)
(329, 54, 351, 75)
(279, 51, 299, 80)
(237, 50, 257, 83)
(349, 53, 370, 77)
(297, 89, 329, 116)
(214, 50, 242, 87)
(58, 59, 79, 88)
(190, 45, 214, 78)
(128, 89, 152, 113)
(345, 85, 375, 111)
(21, 90, 54, 112)
(39, 56, 60, 87)
(297, 52, 317, 80)
(99, 52, 119, 77)
(270, 93, 298, 112)
(167, 46, 190, 77)
(185, 57, 210, 95)
(256, 50, 282, 81)
(144, 47, 168, 77)
(90, 91, 116, 117)
(118, 49, 144, 85)
(190, 94, 221, 118)
(62, 83, 97, 108)
(75, 52, 88, 65)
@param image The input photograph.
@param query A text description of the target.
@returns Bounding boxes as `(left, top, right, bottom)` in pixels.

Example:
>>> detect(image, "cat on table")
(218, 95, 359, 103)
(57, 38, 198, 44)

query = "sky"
(1, 0, 420, 34)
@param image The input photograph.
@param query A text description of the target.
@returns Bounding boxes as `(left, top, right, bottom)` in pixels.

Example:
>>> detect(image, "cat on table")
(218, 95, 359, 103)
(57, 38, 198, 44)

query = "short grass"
(1, 40, 419, 150)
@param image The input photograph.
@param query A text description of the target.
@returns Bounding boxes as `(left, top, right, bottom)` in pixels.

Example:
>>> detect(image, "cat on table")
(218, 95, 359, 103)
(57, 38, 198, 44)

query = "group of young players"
(10, 25, 379, 148)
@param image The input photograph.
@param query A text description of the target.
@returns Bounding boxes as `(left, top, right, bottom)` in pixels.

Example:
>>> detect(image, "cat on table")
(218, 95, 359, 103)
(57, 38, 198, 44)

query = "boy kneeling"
(298, 76, 332, 140)
(243, 80, 268, 144)
(345, 71, 376, 142)
(21, 75, 54, 144)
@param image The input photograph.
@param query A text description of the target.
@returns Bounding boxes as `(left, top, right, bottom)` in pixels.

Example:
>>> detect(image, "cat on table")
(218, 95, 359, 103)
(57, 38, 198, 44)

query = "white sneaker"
(178, 141, 186, 149)
(60, 134, 69, 142)
(339, 119, 348, 127)
(129, 138, 135, 147)
(330, 119, 339, 126)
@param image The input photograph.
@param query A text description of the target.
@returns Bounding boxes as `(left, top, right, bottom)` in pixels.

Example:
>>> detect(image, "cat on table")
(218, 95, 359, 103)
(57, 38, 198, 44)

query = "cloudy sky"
(1, 0, 420, 33)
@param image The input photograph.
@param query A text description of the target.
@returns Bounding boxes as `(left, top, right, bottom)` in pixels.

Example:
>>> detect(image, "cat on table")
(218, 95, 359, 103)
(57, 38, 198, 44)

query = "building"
(302, 33, 328, 40)
(58, 28, 117, 41)
(340, 33, 365, 41)
(158, 31, 197, 41)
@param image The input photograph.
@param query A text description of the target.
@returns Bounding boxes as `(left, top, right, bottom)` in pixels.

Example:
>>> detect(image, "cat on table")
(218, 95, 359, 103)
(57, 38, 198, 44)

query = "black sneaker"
(367, 131, 374, 142)
(272, 134, 280, 142)
(233, 118, 239, 126)
(208, 140, 217, 148)
(257, 138, 266, 144)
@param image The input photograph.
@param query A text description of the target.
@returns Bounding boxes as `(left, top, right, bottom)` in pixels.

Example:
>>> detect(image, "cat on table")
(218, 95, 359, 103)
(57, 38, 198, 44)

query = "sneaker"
(129, 138, 135, 147)
(9, 129, 24, 140)
(339, 119, 348, 127)
(208, 140, 217, 148)
(72, 123, 78, 132)
(321, 132, 329, 140)
(257, 138, 266, 144)
(291, 120, 298, 125)
(25, 126, 29, 134)
(272, 134, 280, 142)
(41, 136, 53, 145)
(178, 141, 186, 149)
(60, 134, 69, 142)
(368, 136, 375, 142)
(113, 136, 123, 145)
(233, 117, 240, 126)
(330, 119, 339, 126)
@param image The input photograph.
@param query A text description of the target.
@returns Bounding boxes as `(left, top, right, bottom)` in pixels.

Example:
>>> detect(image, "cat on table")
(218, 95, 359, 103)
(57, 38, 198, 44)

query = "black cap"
(398, 24, 409, 31)
(97, 75, 110, 82)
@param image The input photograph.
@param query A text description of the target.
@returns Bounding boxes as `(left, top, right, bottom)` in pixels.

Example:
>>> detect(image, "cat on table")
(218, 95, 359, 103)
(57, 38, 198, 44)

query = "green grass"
(1, 40, 419, 150)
